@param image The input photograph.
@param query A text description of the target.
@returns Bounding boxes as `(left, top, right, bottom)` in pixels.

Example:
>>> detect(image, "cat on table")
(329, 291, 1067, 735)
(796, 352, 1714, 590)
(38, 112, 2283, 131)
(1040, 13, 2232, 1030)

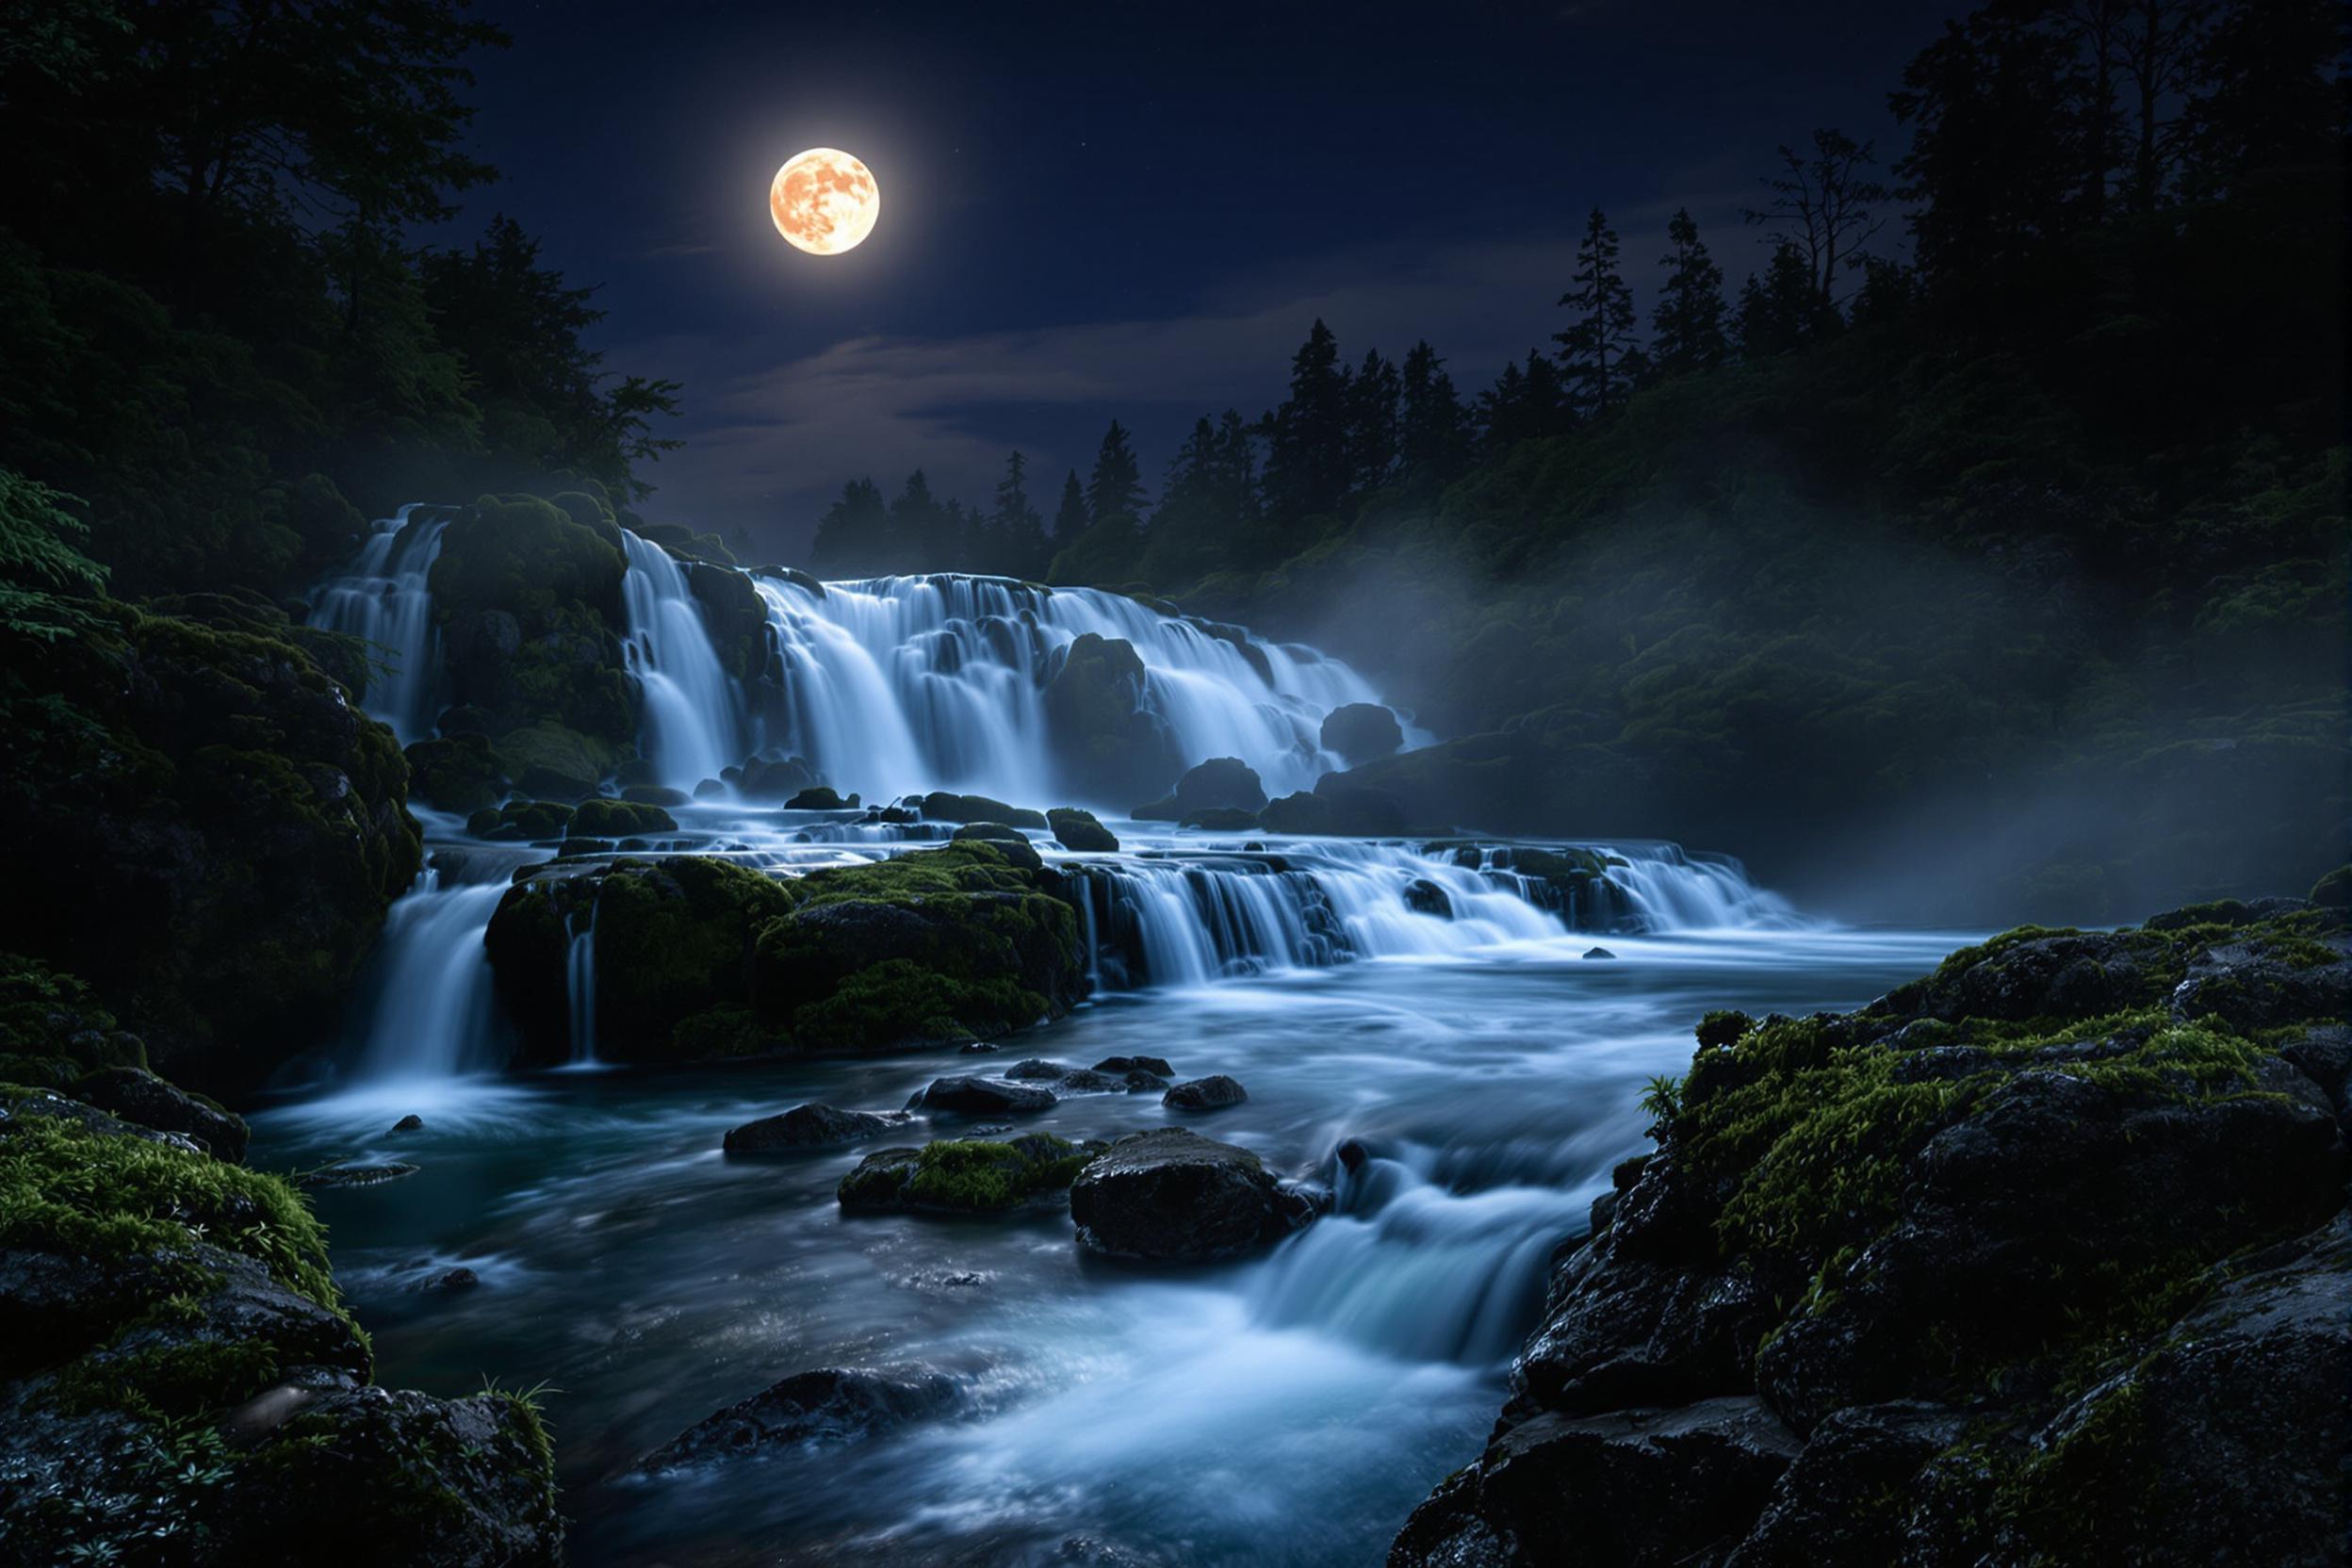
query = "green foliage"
(0, 467, 107, 642)
(841, 1135, 1094, 1213)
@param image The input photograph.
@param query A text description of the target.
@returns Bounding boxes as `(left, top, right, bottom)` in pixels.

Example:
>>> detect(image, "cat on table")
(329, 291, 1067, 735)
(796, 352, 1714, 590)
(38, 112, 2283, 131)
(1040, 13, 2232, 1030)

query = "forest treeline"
(0, 0, 682, 607)
(809, 0, 2346, 919)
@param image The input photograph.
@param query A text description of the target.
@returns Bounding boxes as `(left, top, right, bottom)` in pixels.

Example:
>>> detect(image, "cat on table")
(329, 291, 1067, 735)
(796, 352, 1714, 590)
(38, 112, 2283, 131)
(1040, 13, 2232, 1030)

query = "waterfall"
(1068, 839, 1795, 988)
(621, 531, 744, 790)
(1247, 1152, 1583, 1364)
(353, 870, 507, 1079)
(749, 572, 1394, 805)
(564, 897, 599, 1068)
(307, 504, 450, 743)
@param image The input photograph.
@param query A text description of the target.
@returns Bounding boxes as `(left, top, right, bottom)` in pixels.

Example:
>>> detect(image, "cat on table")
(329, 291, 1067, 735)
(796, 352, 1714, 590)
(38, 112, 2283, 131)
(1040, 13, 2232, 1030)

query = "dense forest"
(808, 0, 2347, 920)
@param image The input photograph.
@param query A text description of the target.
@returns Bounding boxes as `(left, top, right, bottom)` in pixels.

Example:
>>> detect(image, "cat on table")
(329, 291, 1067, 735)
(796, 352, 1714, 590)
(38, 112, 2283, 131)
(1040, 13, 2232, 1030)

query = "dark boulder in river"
(1048, 807, 1119, 852)
(1070, 1128, 1314, 1261)
(723, 1102, 904, 1152)
(642, 1367, 960, 1470)
(838, 1135, 1099, 1213)
(912, 1076, 1057, 1116)
(1134, 757, 1267, 822)
(1393, 897, 2352, 1567)
(1162, 1074, 1247, 1111)
(1319, 702, 1404, 763)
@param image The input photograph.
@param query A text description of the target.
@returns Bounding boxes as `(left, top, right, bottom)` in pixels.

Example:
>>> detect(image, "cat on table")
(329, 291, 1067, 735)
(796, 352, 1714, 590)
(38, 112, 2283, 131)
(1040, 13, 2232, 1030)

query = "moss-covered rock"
(837, 1135, 1098, 1214)
(1047, 807, 1119, 852)
(0, 1094, 562, 1564)
(916, 791, 1049, 828)
(0, 954, 147, 1089)
(1396, 898, 2352, 1567)
(482, 844, 1091, 1065)
(402, 731, 508, 815)
(493, 720, 613, 802)
(1320, 702, 1404, 763)
(569, 797, 677, 838)
(70, 1065, 249, 1163)
(429, 495, 635, 752)
(0, 608, 423, 1094)
(1042, 632, 1183, 806)
(466, 798, 576, 841)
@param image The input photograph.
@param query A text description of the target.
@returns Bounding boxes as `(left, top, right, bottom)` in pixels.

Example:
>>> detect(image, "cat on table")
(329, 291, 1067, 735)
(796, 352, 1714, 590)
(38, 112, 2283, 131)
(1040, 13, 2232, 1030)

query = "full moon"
(770, 148, 880, 256)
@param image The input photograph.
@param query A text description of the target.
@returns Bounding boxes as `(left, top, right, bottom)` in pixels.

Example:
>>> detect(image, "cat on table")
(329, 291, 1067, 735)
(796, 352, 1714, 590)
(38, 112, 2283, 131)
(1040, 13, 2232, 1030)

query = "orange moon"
(769, 148, 880, 256)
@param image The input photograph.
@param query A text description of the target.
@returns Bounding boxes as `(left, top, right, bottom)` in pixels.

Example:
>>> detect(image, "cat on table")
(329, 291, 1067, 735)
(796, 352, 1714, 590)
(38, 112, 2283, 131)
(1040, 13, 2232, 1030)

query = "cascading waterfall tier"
(621, 531, 745, 789)
(307, 504, 451, 743)
(749, 572, 1392, 806)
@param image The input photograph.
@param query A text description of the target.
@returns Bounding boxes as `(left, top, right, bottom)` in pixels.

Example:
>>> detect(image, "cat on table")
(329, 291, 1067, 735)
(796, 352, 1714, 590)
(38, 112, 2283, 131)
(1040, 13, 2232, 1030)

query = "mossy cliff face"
(0, 1086, 561, 1565)
(483, 842, 1090, 1065)
(0, 605, 423, 1096)
(428, 494, 636, 795)
(1395, 898, 2352, 1568)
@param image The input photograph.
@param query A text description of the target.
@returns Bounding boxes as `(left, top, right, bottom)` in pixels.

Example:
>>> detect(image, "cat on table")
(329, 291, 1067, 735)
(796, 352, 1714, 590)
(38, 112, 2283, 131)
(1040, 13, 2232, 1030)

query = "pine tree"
(1736, 240, 1833, 358)
(1262, 319, 1353, 520)
(808, 476, 890, 578)
(1649, 209, 1731, 378)
(1398, 341, 1471, 496)
(1476, 351, 1570, 452)
(991, 450, 1047, 578)
(1051, 469, 1088, 551)
(1554, 207, 1642, 420)
(1086, 419, 1146, 530)
(1344, 349, 1402, 496)
(890, 469, 954, 572)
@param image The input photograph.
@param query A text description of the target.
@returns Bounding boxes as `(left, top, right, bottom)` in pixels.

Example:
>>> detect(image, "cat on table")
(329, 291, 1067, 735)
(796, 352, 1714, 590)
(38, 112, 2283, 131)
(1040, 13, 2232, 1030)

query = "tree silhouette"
(991, 450, 1048, 579)
(1649, 208, 1732, 378)
(1554, 207, 1641, 420)
(1051, 469, 1089, 551)
(1263, 319, 1352, 519)
(1745, 128, 1888, 312)
(1398, 341, 1472, 495)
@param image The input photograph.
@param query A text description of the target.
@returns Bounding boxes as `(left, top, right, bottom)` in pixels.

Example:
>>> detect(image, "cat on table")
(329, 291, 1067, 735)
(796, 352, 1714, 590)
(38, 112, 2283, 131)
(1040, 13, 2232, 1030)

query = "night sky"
(448, 1, 1965, 555)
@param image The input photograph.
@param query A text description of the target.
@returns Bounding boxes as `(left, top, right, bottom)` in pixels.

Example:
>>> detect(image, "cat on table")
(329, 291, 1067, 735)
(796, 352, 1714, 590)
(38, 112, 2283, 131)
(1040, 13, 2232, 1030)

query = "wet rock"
(402, 732, 508, 815)
(1162, 1073, 1247, 1112)
(785, 786, 850, 809)
(1095, 1055, 1175, 1077)
(2170, 932, 2352, 1033)
(1583, 946, 1617, 960)
(422, 1266, 481, 1293)
(839, 1135, 1098, 1214)
(569, 797, 677, 837)
(212, 1384, 563, 1563)
(297, 1161, 419, 1190)
(1004, 1059, 1124, 1092)
(1403, 878, 1453, 918)
(1180, 807, 1261, 831)
(723, 1102, 905, 1153)
(911, 1076, 1057, 1115)
(1069, 1128, 1311, 1261)
(1042, 633, 1184, 806)
(389, 1113, 425, 1133)
(1320, 702, 1404, 764)
(69, 1066, 250, 1162)
(1134, 757, 1267, 822)
(916, 791, 1049, 828)
(1723, 1401, 1965, 1566)
(1391, 1397, 1802, 1568)
(737, 756, 822, 801)
(1048, 807, 1119, 852)
(642, 1366, 960, 1469)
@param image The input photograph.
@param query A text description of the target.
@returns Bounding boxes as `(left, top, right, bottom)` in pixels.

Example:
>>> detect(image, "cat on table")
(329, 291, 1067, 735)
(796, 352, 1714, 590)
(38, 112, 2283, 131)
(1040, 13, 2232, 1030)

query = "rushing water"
(282, 524, 1966, 1563)
(306, 504, 451, 743)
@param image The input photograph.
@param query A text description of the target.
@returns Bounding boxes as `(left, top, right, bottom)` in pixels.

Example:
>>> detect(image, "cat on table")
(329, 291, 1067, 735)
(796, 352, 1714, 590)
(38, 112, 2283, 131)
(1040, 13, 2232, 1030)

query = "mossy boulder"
(0, 955, 148, 1089)
(569, 797, 677, 838)
(1320, 702, 1404, 763)
(1042, 632, 1183, 806)
(787, 786, 852, 810)
(402, 732, 508, 815)
(0, 609, 423, 1095)
(482, 843, 1089, 1065)
(0, 1093, 561, 1564)
(837, 1135, 1098, 1214)
(493, 721, 613, 802)
(70, 1065, 248, 1163)
(1396, 898, 2352, 1567)
(916, 791, 1049, 828)
(467, 799, 576, 841)
(429, 495, 635, 751)
(1047, 807, 1119, 852)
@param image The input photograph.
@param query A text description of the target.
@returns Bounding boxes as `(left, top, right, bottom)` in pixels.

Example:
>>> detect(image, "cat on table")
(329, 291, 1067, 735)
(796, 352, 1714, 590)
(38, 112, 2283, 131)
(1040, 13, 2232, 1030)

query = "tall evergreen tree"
(1648, 208, 1732, 378)
(1262, 319, 1353, 520)
(1344, 349, 1402, 496)
(1736, 240, 1834, 358)
(890, 469, 954, 570)
(2183, 0, 2344, 195)
(991, 450, 1048, 579)
(1086, 419, 1146, 530)
(1477, 351, 1571, 452)
(1051, 469, 1088, 551)
(1397, 341, 1472, 495)
(1554, 208, 1642, 420)
(808, 477, 890, 578)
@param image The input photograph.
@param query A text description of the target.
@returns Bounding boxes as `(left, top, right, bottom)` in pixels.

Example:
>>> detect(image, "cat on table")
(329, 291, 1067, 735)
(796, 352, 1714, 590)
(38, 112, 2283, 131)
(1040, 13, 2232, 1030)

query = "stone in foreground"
(912, 1076, 1057, 1115)
(641, 1367, 960, 1469)
(1069, 1128, 1312, 1261)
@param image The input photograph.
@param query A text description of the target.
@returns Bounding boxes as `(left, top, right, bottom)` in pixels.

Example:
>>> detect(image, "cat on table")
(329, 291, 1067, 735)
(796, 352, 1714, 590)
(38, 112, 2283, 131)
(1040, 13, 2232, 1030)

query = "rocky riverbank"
(1393, 894, 2352, 1566)
(0, 988, 562, 1564)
